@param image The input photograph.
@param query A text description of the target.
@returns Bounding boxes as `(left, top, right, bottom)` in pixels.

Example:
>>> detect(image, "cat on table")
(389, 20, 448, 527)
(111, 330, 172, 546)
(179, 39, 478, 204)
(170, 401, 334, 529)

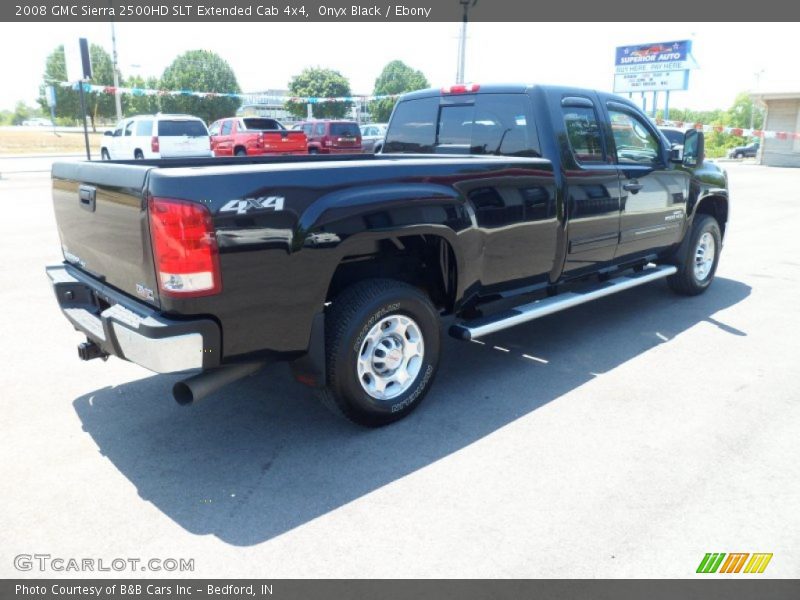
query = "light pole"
(750, 69, 765, 131)
(110, 5, 122, 121)
(456, 0, 477, 83)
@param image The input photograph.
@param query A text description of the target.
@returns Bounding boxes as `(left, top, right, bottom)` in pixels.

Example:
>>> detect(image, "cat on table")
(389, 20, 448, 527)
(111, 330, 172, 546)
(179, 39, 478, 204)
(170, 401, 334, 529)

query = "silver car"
(360, 123, 388, 154)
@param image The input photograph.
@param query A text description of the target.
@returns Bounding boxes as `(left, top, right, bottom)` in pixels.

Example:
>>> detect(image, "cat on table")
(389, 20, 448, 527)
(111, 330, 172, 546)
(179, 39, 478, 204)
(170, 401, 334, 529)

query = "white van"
(100, 114, 212, 160)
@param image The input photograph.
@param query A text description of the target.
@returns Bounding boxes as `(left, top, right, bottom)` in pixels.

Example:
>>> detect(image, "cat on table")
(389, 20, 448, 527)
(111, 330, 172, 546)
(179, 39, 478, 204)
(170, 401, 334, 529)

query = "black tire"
(735, 152, 743, 159)
(667, 214, 722, 296)
(100, 149, 110, 161)
(235, 148, 247, 157)
(309, 147, 319, 155)
(318, 279, 441, 427)
(134, 150, 144, 160)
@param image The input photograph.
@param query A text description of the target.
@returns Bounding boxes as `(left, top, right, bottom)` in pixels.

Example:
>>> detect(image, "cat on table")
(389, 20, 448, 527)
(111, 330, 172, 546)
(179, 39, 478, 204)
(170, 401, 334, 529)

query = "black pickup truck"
(47, 84, 729, 427)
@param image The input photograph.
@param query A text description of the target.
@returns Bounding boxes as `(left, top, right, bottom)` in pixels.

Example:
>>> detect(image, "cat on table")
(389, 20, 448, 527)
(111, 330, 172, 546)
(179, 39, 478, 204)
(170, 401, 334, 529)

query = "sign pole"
(78, 81, 91, 160)
(664, 91, 670, 120)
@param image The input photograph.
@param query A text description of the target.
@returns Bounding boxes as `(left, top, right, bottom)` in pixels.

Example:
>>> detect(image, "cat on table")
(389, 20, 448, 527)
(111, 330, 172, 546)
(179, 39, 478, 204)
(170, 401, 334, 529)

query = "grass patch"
(0, 130, 105, 155)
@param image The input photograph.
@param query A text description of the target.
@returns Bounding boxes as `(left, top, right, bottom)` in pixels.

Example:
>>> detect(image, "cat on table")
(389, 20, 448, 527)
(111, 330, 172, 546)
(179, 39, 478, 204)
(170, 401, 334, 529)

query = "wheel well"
(695, 195, 728, 238)
(326, 235, 457, 312)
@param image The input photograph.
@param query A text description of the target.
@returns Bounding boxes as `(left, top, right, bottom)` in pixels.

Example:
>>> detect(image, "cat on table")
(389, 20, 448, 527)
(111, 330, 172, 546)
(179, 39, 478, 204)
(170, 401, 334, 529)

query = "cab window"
(608, 109, 661, 165)
(561, 105, 604, 164)
(220, 120, 232, 135)
(124, 121, 135, 137)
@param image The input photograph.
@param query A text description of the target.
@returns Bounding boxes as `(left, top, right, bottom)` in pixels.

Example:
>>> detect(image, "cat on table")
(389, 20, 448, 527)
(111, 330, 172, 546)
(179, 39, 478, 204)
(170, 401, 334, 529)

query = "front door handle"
(623, 181, 643, 194)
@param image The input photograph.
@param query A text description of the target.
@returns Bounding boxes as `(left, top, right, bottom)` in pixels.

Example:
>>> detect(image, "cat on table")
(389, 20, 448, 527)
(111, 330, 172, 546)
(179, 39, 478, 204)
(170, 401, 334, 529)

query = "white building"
(751, 91, 800, 167)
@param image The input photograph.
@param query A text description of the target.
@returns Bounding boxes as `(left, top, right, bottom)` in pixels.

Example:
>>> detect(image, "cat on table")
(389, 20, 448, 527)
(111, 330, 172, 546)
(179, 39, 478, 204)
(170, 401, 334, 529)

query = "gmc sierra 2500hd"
(47, 84, 729, 427)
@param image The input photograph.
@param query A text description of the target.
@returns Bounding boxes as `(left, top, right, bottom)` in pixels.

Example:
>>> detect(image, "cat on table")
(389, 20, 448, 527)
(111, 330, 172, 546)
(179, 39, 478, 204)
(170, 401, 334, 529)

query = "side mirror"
(104, 130, 113, 137)
(669, 144, 684, 163)
(682, 129, 705, 168)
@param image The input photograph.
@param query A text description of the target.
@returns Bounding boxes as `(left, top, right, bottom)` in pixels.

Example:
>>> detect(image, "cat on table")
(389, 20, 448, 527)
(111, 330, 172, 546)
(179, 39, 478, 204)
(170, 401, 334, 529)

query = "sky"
(0, 21, 798, 112)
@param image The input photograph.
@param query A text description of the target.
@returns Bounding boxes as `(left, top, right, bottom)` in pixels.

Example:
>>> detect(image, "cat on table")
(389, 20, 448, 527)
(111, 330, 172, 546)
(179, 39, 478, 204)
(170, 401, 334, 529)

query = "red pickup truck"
(209, 117, 307, 156)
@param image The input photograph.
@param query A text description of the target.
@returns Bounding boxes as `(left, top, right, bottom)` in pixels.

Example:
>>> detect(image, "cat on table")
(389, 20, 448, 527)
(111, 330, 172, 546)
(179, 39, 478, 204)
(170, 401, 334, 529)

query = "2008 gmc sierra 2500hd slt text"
(46, 84, 729, 427)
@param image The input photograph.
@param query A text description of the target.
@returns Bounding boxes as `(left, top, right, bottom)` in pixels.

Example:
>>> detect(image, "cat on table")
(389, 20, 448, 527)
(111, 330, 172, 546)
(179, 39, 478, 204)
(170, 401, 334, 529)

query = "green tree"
(123, 75, 160, 116)
(370, 60, 429, 122)
(726, 92, 763, 130)
(11, 101, 33, 125)
(37, 44, 119, 130)
(38, 45, 79, 124)
(286, 67, 352, 119)
(159, 50, 241, 124)
(85, 44, 116, 130)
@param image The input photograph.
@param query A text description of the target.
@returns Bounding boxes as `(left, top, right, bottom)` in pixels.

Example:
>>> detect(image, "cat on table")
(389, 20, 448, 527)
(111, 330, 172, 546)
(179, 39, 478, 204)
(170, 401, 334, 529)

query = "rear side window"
(385, 94, 540, 156)
(330, 122, 360, 137)
(243, 118, 283, 130)
(135, 120, 153, 136)
(314, 123, 326, 136)
(561, 105, 605, 163)
(383, 97, 438, 153)
(220, 121, 232, 135)
(158, 120, 208, 137)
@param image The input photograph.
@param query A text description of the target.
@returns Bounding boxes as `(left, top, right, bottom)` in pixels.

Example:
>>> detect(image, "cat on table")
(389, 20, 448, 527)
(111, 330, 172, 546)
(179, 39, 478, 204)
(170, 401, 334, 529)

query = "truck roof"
(400, 83, 625, 103)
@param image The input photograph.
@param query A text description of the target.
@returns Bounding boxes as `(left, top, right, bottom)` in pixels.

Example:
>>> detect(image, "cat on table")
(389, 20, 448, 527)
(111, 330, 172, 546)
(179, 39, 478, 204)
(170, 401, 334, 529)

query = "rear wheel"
(668, 214, 722, 296)
(100, 149, 110, 161)
(735, 152, 743, 159)
(309, 147, 319, 155)
(318, 279, 441, 427)
(134, 150, 144, 160)
(235, 148, 247, 157)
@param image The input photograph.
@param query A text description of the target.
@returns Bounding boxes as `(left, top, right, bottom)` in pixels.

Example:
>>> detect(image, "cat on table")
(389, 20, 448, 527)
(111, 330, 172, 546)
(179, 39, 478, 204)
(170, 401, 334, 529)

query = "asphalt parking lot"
(1, 162, 798, 578)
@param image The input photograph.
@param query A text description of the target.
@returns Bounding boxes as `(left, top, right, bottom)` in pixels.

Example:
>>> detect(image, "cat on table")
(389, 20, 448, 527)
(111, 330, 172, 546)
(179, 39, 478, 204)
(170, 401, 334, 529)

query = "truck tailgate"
(51, 161, 160, 307)
(260, 130, 307, 153)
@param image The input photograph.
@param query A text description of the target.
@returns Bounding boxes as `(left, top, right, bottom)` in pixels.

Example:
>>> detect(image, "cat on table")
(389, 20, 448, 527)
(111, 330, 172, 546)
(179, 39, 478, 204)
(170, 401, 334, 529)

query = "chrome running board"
(449, 265, 677, 341)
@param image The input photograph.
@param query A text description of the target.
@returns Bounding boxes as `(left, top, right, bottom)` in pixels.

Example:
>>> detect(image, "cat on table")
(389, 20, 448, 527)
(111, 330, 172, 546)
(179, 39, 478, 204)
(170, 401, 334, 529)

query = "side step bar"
(449, 264, 677, 341)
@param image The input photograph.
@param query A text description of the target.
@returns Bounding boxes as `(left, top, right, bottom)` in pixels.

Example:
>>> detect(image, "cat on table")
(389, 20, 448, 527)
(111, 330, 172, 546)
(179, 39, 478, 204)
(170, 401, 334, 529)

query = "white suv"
(100, 114, 212, 160)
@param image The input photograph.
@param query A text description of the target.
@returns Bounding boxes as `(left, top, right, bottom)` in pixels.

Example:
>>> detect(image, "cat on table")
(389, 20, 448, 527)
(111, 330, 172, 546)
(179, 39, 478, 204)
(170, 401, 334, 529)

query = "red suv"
(293, 120, 362, 154)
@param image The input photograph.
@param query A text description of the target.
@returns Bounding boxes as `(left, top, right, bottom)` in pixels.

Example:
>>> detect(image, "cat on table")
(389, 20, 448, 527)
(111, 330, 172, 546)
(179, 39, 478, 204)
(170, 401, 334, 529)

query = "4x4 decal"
(220, 196, 285, 215)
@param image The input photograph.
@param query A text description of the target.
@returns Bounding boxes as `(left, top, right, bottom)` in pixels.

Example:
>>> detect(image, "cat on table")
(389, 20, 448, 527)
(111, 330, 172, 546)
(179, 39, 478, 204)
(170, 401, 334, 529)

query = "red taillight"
(148, 197, 221, 298)
(441, 83, 481, 94)
(151, 136, 159, 153)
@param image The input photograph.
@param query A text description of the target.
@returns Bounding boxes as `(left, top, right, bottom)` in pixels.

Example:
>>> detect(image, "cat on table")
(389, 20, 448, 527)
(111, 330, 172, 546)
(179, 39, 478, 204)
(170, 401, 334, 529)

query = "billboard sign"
(614, 40, 693, 74)
(613, 69, 690, 93)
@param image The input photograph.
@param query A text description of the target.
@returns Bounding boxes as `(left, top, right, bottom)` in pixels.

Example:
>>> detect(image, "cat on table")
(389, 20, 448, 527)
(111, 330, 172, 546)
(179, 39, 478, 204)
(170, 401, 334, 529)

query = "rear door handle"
(623, 182, 643, 194)
(78, 185, 97, 212)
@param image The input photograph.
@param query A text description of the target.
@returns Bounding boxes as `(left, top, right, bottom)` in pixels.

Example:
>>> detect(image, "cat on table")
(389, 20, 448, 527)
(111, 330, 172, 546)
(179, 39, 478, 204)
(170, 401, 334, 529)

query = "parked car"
(47, 84, 728, 427)
(209, 117, 307, 157)
(292, 120, 362, 153)
(21, 117, 53, 127)
(728, 142, 759, 159)
(360, 123, 388, 153)
(100, 114, 212, 160)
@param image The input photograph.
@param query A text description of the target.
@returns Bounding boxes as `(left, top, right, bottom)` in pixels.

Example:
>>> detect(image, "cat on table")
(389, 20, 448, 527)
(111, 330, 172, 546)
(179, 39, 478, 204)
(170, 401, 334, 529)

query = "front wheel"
(319, 279, 441, 427)
(668, 214, 722, 296)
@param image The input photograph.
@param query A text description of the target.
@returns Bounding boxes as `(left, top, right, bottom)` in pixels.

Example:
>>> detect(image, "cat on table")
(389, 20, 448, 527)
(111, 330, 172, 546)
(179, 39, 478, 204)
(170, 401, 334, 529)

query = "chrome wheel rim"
(357, 314, 425, 400)
(693, 232, 716, 281)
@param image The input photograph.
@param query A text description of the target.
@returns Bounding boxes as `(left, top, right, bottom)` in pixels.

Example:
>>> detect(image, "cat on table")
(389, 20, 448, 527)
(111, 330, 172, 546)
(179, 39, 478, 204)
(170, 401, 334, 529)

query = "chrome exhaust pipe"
(173, 362, 266, 405)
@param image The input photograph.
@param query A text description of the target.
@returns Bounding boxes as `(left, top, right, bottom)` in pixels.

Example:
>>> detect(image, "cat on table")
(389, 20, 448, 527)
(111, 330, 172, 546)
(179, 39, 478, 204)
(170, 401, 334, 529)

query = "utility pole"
(750, 69, 765, 131)
(110, 11, 122, 120)
(456, 0, 477, 83)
